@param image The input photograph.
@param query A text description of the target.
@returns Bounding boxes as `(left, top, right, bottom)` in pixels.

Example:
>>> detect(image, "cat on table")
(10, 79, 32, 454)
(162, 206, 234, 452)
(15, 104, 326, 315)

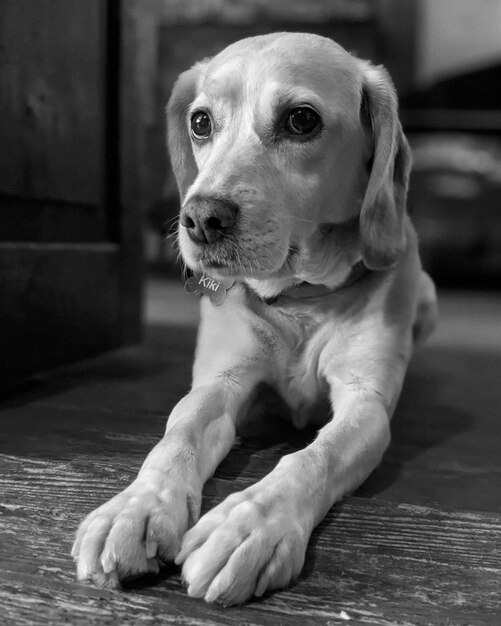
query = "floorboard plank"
(1, 402, 500, 625)
(1, 456, 500, 625)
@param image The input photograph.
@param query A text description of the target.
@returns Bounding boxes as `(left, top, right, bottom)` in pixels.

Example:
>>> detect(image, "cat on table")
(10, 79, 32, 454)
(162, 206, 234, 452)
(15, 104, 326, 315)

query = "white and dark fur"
(73, 33, 438, 605)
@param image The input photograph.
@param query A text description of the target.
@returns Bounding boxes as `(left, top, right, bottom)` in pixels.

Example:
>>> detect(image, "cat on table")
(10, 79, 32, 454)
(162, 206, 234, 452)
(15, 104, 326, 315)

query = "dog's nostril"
(180, 214, 195, 229)
(206, 216, 223, 230)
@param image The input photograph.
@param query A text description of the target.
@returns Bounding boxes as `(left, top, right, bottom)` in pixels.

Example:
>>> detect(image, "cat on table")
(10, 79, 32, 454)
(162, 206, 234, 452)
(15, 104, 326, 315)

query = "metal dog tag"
(185, 274, 235, 305)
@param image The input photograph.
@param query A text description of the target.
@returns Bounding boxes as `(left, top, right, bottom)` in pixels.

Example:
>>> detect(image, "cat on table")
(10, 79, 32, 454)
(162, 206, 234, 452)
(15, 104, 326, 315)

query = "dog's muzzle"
(180, 196, 238, 245)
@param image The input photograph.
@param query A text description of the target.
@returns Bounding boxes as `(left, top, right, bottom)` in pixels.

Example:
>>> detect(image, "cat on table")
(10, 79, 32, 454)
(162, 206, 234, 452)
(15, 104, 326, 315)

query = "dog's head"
(167, 32, 411, 284)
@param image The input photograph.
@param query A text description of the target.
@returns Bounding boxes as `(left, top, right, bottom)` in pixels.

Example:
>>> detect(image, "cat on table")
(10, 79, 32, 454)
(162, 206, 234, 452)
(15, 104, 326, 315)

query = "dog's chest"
(195, 289, 336, 428)
(259, 302, 332, 427)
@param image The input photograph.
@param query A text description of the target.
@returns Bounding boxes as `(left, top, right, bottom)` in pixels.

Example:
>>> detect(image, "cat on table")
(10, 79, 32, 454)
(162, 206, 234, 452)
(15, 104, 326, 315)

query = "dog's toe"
(73, 480, 193, 587)
(179, 487, 307, 605)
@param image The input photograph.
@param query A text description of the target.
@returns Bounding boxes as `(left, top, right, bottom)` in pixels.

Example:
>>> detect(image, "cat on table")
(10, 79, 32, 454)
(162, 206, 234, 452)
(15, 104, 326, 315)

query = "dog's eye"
(285, 107, 321, 136)
(190, 111, 212, 140)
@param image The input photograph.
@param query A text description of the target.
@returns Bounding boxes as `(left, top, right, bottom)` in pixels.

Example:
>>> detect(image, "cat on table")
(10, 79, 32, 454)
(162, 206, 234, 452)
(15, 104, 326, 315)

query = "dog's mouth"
(179, 217, 297, 279)
(193, 243, 243, 276)
(201, 258, 233, 275)
(194, 244, 298, 280)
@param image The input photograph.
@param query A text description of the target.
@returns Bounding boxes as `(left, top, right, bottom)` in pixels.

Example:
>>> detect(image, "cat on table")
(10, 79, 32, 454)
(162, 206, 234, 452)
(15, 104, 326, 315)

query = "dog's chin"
(182, 244, 295, 281)
(185, 255, 294, 280)
(199, 260, 239, 278)
(189, 260, 285, 281)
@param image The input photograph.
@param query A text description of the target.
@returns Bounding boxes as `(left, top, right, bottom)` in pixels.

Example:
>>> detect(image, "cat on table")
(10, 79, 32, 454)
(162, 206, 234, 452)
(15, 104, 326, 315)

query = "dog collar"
(184, 261, 369, 306)
(264, 260, 370, 305)
(185, 273, 235, 306)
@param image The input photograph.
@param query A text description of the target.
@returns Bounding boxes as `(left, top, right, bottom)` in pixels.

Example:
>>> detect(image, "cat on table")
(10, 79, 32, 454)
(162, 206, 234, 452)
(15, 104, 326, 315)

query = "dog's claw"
(73, 480, 191, 588)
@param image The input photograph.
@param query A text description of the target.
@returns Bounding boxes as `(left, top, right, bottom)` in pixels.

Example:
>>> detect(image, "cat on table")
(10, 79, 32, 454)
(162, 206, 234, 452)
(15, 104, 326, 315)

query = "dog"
(72, 32, 438, 605)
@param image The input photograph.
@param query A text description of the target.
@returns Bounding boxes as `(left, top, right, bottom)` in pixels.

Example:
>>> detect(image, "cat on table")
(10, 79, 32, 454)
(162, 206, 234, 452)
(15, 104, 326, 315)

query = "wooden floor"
(1, 278, 500, 625)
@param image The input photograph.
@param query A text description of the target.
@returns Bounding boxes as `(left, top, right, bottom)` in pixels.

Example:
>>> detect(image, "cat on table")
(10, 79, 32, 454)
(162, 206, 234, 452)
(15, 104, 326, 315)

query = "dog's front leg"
(73, 293, 266, 588)
(176, 327, 412, 605)
(71, 385, 239, 587)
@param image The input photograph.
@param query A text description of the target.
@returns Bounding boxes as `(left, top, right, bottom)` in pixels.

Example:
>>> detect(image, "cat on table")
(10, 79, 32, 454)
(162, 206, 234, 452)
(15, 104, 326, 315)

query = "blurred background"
(1, 0, 501, 379)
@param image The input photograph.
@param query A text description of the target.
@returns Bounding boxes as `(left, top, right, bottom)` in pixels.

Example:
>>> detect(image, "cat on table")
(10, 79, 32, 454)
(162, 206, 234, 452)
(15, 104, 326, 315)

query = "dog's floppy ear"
(166, 62, 208, 202)
(358, 64, 412, 270)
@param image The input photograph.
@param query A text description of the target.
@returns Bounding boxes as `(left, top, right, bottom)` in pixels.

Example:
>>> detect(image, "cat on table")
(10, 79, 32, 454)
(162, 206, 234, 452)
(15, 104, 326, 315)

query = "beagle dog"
(73, 32, 438, 605)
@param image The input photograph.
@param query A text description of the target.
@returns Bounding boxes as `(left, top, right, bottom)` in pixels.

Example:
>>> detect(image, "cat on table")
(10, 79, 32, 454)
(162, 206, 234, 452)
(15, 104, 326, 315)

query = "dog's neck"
(245, 220, 363, 301)
(262, 260, 370, 304)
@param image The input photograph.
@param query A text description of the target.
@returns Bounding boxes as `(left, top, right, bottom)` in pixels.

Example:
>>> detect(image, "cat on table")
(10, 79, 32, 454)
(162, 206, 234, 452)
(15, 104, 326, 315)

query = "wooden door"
(0, 0, 141, 383)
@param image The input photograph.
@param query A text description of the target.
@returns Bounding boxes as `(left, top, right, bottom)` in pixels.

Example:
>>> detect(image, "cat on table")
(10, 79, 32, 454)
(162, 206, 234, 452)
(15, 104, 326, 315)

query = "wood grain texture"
(1, 285, 501, 624)
(0, 0, 105, 205)
(0, 0, 142, 379)
(0, 244, 123, 382)
(0, 450, 500, 626)
(118, 0, 144, 345)
(0, 197, 107, 243)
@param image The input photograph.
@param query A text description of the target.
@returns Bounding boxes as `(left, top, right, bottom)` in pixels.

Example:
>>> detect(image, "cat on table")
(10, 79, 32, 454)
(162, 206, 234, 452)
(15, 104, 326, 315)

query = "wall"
(416, 0, 501, 87)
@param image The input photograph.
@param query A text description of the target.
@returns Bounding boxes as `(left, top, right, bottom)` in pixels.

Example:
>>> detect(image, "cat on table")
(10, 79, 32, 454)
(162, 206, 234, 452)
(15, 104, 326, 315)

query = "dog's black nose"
(180, 197, 238, 244)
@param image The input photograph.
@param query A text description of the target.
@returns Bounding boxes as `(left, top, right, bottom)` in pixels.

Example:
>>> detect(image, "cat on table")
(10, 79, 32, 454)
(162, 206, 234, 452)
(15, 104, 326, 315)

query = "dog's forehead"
(201, 33, 361, 105)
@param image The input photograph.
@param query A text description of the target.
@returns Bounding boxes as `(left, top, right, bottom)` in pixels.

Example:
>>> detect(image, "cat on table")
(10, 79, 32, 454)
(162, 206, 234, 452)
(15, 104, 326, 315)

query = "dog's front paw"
(72, 480, 197, 588)
(175, 488, 309, 605)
